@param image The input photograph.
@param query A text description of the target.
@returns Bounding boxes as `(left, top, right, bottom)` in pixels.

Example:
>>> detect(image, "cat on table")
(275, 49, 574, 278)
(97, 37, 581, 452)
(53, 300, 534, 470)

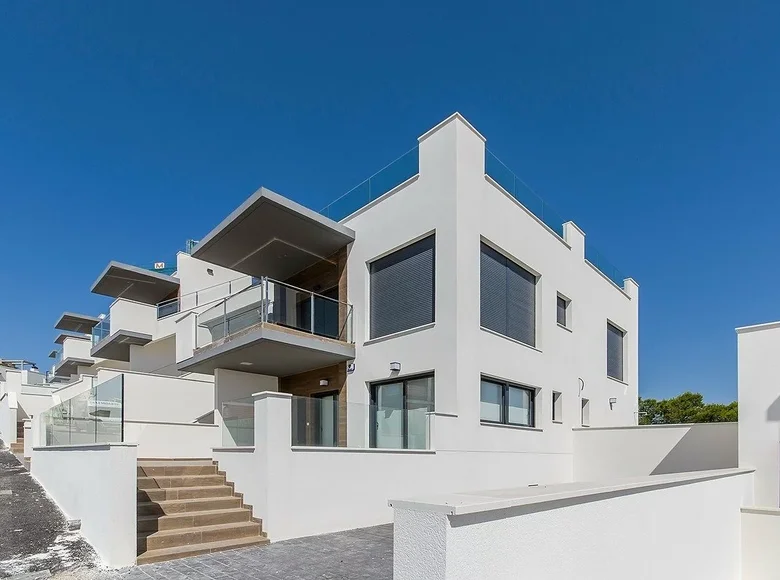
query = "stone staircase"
(9, 442, 23, 454)
(136, 459, 268, 564)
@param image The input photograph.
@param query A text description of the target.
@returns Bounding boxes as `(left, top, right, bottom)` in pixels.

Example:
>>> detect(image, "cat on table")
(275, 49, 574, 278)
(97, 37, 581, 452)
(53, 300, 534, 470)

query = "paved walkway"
(109, 525, 393, 580)
(0, 448, 99, 578)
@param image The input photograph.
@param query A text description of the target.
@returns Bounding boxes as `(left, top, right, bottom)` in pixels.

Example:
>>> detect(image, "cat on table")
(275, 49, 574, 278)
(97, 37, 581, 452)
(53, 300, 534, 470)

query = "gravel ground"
(0, 448, 103, 579)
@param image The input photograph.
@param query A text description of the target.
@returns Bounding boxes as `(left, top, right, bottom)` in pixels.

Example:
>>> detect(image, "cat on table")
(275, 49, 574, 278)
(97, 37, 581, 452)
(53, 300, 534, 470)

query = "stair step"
(137, 463, 217, 477)
(138, 485, 234, 502)
(138, 521, 261, 552)
(136, 534, 269, 565)
(137, 474, 226, 490)
(137, 508, 252, 532)
(138, 496, 241, 516)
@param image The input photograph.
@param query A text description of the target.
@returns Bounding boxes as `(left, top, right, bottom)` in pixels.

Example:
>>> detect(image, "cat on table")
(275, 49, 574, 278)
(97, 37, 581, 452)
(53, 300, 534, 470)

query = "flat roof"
(54, 312, 101, 333)
(192, 187, 355, 280)
(90, 330, 152, 362)
(91, 261, 180, 305)
(54, 332, 90, 345)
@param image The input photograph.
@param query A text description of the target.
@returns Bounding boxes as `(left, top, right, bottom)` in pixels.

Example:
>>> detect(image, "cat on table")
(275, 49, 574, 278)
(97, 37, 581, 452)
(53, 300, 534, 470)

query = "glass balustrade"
(221, 397, 255, 446)
(195, 278, 354, 349)
(91, 316, 111, 346)
(40, 374, 124, 446)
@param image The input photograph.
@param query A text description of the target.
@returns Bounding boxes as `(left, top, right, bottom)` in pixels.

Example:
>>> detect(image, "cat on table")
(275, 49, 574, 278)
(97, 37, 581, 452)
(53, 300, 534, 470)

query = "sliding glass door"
(370, 375, 434, 449)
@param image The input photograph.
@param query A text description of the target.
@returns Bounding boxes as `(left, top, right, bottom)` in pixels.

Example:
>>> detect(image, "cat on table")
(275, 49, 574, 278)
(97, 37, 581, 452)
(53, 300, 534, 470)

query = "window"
(556, 295, 569, 327)
(552, 391, 562, 422)
(480, 377, 535, 427)
(581, 398, 590, 427)
(480, 243, 536, 347)
(370, 374, 434, 449)
(370, 235, 435, 339)
(607, 322, 625, 381)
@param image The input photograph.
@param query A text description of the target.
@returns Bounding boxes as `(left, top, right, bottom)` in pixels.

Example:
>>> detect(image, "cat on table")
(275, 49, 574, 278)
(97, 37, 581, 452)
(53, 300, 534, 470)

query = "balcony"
(178, 278, 354, 377)
(90, 313, 152, 362)
(54, 312, 102, 334)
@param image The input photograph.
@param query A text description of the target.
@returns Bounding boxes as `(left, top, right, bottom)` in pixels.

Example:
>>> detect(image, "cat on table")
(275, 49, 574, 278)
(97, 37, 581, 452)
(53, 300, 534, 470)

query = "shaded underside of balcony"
(54, 332, 90, 345)
(90, 329, 152, 362)
(178, 322, 355, 376)
(54, 312, 102, 334)
(54, 357, 94, 377)
(91, 261, 180, 305)
(191, 187, 355, 280)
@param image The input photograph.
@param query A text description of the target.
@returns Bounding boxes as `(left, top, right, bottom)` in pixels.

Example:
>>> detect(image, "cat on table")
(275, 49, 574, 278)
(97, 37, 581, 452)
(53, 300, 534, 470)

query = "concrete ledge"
(212, 446, 255, 453)
(33, 443, 138, 452)
(572, 422, 737, 431)
(292, 446, 436, 455)
(389, 467, 754, 515)
(742, 506, 780, 516)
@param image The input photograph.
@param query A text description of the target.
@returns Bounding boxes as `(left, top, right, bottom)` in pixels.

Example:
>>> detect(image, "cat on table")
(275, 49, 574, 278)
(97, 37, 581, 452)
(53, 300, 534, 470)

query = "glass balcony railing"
(92, 316, 110, 346)
(195, 278, 354, 349)
(40, 374, 124, 446)
(485, 149, 627, 289)
(319, 147, 419, 221)
(154, 276, 254, 320)
(221, 396, 255, 446)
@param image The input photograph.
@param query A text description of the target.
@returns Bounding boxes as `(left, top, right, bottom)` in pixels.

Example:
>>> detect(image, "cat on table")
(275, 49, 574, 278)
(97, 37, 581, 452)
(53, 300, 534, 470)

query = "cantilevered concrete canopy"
(178, 323, 355, 377)
(192, 187, 355, 280)
(54, 332, 90, 345)
(55, 312, 101, 334)
(54, 357, 94, 377)
(91, 261, 180, 305)
(91, 330, 152, 362)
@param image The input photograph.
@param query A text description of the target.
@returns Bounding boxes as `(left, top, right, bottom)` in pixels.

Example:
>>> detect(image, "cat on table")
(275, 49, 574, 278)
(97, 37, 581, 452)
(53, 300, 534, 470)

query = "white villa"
(0, 113, 777, 579)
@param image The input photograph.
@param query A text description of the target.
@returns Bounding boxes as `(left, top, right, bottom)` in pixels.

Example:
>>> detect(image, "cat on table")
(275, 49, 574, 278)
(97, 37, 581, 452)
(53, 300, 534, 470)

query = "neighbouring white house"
(11, 113, 780, 577)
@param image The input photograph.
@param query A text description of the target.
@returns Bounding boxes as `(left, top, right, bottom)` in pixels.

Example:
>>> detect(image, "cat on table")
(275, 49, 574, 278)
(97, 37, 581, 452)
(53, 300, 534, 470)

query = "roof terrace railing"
(319, 147, 419, 221)
(315, 144, 627, 289)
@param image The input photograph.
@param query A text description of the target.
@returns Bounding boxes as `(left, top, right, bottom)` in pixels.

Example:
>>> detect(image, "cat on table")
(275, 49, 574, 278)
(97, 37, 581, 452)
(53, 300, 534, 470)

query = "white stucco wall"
(123, 421, 220, 458)
(741, 506, 780, 580)
(216, 393, 574, 542)
(109, 299, 157, 337)
(737, 321, 780, 507)
(340, 113, 639, 479)
(392, 469, 752, 580)
(31, 443, 137, 568)
(97, 368, 214, 424)
(129, 336, 178, 376)
(61, 335, 93, 361)
(572, 423, 738, 480)
(0, 393, 17, 445)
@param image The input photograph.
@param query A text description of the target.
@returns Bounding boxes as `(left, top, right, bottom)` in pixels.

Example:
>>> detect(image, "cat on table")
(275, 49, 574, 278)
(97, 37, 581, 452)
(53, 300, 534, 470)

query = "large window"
(370, 235, 435, 339)
(370, 374, 434, 449)
(480, 242, 537, 347)
(607, 322, 625, 381)
(480, 377, 535, 427)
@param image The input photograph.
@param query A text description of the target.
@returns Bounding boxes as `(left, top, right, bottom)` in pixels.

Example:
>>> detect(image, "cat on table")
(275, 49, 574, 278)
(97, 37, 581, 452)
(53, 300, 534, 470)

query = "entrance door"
(292, 391, 339, 446)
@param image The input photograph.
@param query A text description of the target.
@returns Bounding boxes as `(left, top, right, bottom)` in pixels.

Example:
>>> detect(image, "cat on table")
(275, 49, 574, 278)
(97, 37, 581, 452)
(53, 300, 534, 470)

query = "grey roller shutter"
(370, 235, 435, 339)
(480, 243, 536, 347)
(607, 322, 624, 381)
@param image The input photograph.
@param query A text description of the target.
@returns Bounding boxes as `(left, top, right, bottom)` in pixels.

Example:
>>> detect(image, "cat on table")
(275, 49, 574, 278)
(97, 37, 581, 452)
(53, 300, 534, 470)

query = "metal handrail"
(154, 275, 254, 319)
(195, 276, 353, 348)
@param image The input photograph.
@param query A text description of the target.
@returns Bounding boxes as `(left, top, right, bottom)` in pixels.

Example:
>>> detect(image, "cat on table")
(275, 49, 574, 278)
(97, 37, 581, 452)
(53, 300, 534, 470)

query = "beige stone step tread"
(137, 485, 233, 495)
(136, 474, 226, 488)
(138, 459, 214, 465)
(138, 520, 260, 540)
(137, 507, 251, 523)
(136, 535, 269, 565)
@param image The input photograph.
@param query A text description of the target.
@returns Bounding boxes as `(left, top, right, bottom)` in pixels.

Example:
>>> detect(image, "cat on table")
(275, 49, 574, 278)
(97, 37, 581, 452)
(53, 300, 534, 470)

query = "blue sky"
(1, 1, 778, 402)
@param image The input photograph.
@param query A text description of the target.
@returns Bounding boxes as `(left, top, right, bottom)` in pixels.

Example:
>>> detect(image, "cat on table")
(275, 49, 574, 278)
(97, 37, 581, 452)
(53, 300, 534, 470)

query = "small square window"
(581, 398, 590, 427)
(552, 391, 562, 422)
(557, 295, 570, 328)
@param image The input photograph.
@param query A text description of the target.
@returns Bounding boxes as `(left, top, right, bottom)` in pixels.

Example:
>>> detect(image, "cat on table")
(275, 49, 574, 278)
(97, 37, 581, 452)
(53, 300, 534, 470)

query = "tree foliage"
(638, 391, 737, 425)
